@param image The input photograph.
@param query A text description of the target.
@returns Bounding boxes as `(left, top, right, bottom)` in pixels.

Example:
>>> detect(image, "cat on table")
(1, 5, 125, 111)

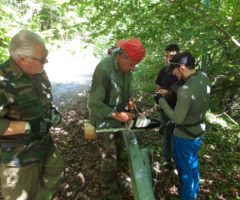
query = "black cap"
(169, 51, 195, 71)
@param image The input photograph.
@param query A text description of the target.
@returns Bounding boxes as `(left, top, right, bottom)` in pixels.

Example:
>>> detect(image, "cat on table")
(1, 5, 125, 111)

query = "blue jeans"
(173, 135, 202, 200)
(160, 110, 174, 161)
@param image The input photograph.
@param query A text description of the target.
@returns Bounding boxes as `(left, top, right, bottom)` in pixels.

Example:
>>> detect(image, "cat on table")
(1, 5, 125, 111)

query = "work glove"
(44, 106, 62, 127)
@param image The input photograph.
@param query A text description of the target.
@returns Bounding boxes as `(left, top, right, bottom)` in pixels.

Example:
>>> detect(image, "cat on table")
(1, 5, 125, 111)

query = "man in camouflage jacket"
(0, 30, 64, 200)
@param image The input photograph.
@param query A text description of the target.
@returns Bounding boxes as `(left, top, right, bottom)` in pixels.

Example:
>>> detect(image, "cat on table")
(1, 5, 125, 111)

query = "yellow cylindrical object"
(84, 121, 97, 140)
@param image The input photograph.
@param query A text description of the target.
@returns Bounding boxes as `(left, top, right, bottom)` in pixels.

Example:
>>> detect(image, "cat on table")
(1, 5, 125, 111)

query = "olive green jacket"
(159, 71, 210, 139)
(88, 52, 132, 129)
(0, 58, 54, 166)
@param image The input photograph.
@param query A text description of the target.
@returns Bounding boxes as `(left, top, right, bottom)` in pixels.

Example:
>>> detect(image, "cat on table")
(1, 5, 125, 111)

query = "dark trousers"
(159, 110, 174, 161)
(98, 131, 124, 200)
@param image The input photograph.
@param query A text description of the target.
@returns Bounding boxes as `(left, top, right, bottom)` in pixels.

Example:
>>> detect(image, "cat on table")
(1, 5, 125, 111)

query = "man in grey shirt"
(158, 51, 210, 200)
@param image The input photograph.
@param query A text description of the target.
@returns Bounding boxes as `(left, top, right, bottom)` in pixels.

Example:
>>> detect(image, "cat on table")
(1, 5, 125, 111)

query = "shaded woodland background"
(0, 0, 240, 199)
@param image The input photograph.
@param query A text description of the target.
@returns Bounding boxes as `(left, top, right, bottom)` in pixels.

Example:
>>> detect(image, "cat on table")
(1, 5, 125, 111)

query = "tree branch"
(184, 4, 240, 48)
(231, 36, 240, 47)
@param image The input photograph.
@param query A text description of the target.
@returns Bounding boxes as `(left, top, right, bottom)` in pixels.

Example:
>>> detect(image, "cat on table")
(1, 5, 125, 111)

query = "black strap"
(175, 125, 204, 138)
(175, 119, 205, 138)
(176, 119, 204, 128)
(131, 110, 139, 128)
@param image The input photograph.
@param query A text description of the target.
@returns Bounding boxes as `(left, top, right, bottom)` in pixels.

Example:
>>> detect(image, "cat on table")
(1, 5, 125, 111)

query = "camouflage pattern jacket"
(0, 58, 54, 167)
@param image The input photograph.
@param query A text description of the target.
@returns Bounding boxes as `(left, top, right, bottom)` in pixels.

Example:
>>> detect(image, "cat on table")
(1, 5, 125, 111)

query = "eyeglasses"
(27, 56, 48, 65)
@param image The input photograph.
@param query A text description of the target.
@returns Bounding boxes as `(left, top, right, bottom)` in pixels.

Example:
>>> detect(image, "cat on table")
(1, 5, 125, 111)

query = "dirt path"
(50, 80, 238, 200)
(51, 82, 101, 200)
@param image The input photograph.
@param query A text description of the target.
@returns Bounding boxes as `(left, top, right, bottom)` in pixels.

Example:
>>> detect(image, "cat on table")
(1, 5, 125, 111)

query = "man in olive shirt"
(88, 39, 145, 200)
(158, 52, 210, 200)
(0, 30, 64, 200)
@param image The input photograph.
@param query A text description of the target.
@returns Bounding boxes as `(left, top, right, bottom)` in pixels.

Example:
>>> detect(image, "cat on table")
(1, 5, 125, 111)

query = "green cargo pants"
(0, 146, 64, 200)
(98, 132, 124, 200)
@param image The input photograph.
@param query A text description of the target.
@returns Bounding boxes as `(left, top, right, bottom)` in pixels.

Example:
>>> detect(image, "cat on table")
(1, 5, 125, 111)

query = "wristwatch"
(25, 122, 31, 134)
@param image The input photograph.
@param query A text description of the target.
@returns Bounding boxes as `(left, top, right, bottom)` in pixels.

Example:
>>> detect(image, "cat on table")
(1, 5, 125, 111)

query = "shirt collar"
(185, 70, 197, 81)
(9, 57, 25, 79)
(111, 52, 120, 71)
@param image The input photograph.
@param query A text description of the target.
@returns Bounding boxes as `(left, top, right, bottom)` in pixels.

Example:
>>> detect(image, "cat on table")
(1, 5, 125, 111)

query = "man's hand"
(111, 112, 134, 123)
(158, 89, 168, 97)
(153, 88, 168, 104)
(128, 100, 137, 111)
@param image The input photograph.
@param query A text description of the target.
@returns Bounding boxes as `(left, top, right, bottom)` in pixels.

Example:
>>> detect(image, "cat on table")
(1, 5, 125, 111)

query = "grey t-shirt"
(159, 71, 210, 139)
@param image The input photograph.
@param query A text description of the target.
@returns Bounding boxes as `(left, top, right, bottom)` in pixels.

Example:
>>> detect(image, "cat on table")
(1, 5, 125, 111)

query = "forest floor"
(51, 81, 240, 200)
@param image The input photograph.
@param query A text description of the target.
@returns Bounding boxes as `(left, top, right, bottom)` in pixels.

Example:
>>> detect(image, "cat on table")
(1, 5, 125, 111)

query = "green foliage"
(200, 113, 240, 199)
(77, 0, 240, 120)
(0, 1, 239, 198)
(1, 0, 239, 119)
(0, 4, 16, 62)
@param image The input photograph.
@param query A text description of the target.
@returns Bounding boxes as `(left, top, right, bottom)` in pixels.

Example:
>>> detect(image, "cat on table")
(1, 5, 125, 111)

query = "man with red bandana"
(88, 39, 145, 200)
